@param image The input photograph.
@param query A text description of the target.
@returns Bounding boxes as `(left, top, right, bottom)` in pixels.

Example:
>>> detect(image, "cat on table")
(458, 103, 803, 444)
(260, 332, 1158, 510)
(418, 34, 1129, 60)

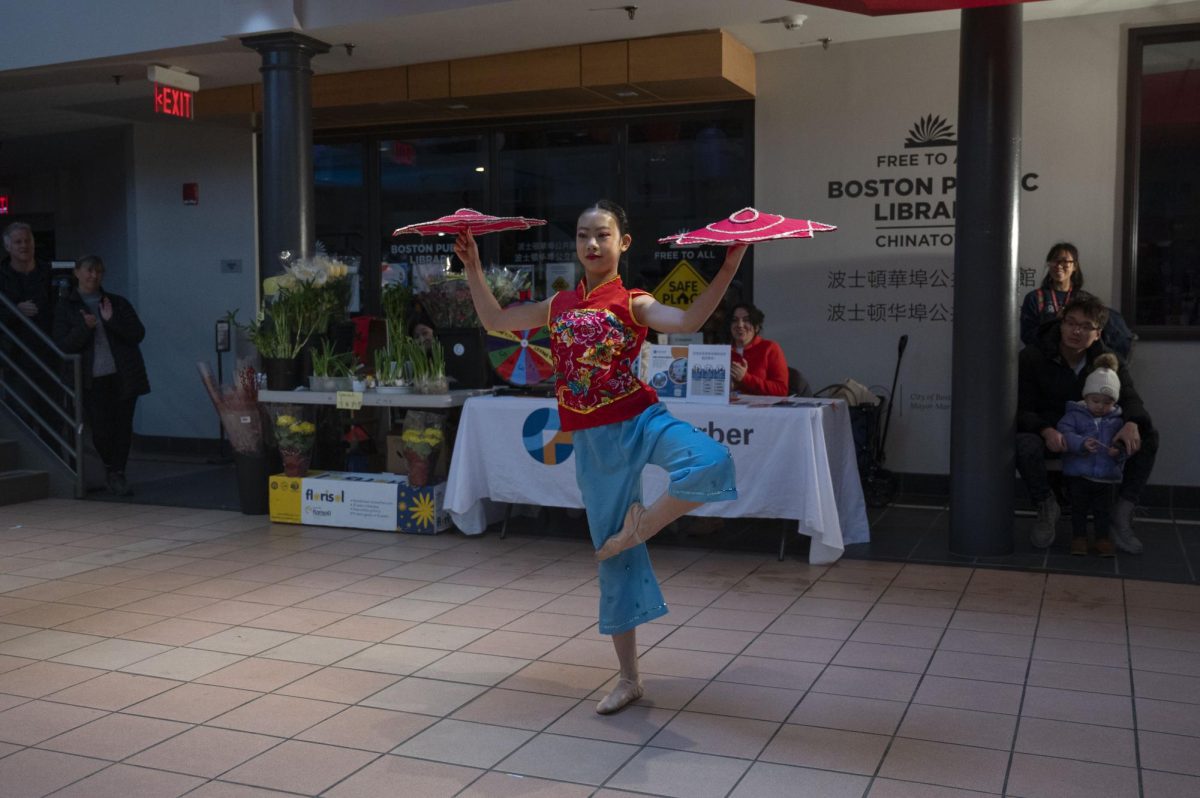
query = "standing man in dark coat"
(53, 255, 150, 496)
(1017, 293, 1156, 553)
(0, 222, 54, 335)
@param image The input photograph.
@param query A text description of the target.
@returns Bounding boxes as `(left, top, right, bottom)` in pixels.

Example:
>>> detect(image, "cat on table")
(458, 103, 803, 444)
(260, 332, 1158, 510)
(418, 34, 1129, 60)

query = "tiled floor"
(0, 500, 1197, 796)
(847, 504, 1200, 584)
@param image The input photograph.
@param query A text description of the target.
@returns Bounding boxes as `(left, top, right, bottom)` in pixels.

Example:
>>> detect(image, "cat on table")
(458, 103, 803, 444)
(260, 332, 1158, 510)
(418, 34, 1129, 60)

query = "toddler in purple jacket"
(1056, 353, 1127, 557)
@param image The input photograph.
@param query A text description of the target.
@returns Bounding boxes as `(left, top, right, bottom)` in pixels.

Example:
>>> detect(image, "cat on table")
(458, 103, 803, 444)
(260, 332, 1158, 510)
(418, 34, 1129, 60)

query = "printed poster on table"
(640, 344, 690, 398)
(685, 344, 731, 404)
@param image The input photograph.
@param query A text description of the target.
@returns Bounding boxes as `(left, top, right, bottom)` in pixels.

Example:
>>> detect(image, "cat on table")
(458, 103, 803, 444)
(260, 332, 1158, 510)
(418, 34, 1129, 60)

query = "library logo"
(522, 407, 574, 465)
(904, 114, 957, 148)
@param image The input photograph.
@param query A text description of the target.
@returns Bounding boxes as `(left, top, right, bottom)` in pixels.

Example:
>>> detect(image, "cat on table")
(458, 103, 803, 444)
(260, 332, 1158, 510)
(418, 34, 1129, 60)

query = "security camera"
(783, 14, 807, 30)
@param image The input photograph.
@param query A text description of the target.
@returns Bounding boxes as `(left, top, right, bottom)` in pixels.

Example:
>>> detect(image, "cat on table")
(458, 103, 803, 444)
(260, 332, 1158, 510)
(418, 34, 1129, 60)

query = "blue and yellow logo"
(522, 407, 573, 465)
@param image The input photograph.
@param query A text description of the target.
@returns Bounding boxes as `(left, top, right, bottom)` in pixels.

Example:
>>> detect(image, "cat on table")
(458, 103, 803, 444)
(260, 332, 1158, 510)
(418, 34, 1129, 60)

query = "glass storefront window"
(1123, 25, 1200, 336)
(627, 116, 753, 326)
(495, 126, 618, 299)
(314, 142, 366, 309)
(381, 134, 488, 294)
(314, 104, 753, 320)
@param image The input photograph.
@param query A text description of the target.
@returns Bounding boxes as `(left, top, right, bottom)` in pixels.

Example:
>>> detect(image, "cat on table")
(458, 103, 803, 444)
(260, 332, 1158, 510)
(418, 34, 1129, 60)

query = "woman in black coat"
(53, 255, 149, 496)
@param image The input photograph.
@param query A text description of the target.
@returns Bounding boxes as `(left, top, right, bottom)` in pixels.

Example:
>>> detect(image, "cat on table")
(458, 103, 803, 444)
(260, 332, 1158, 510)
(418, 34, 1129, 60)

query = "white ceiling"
(0, 0, 1192, 139)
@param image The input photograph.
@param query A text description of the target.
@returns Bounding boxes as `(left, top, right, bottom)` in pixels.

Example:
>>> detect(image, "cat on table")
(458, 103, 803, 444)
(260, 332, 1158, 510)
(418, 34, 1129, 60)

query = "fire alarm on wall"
(183, 183, 199, 205)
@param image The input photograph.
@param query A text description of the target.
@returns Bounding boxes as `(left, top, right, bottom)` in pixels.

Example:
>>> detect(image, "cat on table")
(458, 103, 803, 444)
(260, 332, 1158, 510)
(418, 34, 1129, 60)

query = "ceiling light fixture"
(588, 5, 637, 21)
(147, 64, 199, 92)
(760, 14, 808, 31)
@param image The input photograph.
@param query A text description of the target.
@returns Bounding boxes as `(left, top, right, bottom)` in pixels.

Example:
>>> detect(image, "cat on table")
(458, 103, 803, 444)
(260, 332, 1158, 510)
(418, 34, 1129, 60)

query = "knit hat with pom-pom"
(1083, 353, 1121, 400)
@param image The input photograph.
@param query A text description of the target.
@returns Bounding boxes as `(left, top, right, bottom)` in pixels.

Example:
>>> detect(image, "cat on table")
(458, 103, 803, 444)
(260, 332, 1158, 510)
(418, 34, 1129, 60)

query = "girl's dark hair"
(730, 302, 765, 330)
(407, 312, 435, 337)
(584, 200, 630, 237)
(75, 254, 105, 272)
(1041, 242, 1084, 290)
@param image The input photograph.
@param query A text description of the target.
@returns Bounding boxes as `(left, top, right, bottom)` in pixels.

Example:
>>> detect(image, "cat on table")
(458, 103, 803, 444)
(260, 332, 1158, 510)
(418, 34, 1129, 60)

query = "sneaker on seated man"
(1016, 293, 1154, 554)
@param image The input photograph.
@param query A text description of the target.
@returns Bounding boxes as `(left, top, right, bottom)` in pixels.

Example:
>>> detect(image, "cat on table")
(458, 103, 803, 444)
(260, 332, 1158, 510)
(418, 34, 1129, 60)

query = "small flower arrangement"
(400, 426, 444, 456)
(421, 267, 525, 329)
(274, 412, 317, 477)
(397, 411, 446, 486)
(279, 254, 350, 288)
(275, 414, 316, 452)
(197, 361, 264, 456)
(234, 255, 354, 361)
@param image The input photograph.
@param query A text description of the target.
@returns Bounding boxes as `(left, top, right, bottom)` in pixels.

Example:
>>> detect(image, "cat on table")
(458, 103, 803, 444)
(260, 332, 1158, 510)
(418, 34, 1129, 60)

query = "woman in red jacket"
(729, 302, 789, 396)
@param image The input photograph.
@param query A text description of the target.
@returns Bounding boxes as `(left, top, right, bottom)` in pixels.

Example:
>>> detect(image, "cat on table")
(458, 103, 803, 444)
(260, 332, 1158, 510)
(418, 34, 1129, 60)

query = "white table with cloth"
(444, 395, 870, 564)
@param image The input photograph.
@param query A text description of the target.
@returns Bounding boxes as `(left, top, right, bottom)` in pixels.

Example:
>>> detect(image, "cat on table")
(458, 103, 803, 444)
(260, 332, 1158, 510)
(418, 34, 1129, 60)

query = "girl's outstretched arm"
(455, 230, 553, 331)
(633, 244, 747, 334)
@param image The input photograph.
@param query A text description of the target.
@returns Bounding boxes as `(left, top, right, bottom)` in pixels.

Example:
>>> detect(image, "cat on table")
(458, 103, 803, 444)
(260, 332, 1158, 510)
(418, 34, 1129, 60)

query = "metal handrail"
(0, 346, 78, 426)
(0, 290, 85, 498)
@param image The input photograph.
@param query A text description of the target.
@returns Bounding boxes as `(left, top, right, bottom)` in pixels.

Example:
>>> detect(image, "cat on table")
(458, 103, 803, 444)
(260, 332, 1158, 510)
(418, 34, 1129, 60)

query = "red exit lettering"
(154, 83, 193, 119)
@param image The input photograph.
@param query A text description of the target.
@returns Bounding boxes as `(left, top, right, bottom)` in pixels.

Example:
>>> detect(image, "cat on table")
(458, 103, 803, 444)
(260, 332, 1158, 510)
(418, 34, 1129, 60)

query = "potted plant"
(399, 420, 445, 487)
(419, 267, 525, 388)
(402, 336, 449, 394)
(274, 412, 317, 477)
(234, 255, 353, 390)
(382, 281, 412, 346)
(308, 339, 357, 392)
(373, 340, 412, 393)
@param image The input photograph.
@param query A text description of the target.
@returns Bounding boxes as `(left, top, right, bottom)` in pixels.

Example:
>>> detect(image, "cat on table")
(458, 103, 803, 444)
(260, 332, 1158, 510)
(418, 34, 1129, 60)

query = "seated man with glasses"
(1017, 293, 1156, 553)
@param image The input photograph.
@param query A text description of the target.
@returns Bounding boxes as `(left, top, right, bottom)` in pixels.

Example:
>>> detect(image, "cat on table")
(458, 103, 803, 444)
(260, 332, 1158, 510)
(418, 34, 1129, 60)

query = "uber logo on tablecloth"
(700, 421, 754, 445)
(522, 407, 574, 465)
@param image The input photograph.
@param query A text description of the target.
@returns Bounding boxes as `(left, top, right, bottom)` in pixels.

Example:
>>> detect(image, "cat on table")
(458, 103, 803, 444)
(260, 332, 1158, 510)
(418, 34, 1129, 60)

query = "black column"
(241, 32, 330, 279)
(949, 7, 1022, 556)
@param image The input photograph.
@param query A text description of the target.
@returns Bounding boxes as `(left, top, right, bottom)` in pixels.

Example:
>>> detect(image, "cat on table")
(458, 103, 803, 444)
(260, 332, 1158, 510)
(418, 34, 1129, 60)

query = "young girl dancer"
(455, 200, 746, 714)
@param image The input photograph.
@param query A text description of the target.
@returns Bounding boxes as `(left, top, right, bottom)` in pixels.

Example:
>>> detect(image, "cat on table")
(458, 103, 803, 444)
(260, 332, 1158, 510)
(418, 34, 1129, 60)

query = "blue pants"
(573, 402, 737, 635)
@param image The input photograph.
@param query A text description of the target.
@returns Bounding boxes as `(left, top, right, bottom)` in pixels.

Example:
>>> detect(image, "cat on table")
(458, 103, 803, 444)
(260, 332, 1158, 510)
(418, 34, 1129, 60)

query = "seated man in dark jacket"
(1017, 293, 1156, 553)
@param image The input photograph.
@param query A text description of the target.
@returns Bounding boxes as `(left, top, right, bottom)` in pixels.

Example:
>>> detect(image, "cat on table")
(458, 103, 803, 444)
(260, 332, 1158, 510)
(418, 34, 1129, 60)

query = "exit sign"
(154, 83, 193, 119)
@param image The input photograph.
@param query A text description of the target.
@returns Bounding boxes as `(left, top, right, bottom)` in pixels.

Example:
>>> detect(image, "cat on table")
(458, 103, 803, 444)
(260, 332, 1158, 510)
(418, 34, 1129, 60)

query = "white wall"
(128, 121, 258, 439)
(755, 3, 1200, 484)
(0, 127, 129, 274)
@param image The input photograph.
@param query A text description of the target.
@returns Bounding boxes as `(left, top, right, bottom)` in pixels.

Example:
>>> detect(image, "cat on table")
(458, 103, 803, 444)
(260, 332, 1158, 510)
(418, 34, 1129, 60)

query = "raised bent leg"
(596, 494, 700, 561)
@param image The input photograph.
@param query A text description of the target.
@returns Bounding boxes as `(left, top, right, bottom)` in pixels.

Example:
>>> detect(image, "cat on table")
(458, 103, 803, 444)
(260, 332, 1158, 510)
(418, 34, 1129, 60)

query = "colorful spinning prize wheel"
(486, 305, 554, 386)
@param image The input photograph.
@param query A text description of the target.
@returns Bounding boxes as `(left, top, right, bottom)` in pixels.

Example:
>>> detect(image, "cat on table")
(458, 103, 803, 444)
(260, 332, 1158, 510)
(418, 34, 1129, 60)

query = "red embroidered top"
(548, 276, 657, 431)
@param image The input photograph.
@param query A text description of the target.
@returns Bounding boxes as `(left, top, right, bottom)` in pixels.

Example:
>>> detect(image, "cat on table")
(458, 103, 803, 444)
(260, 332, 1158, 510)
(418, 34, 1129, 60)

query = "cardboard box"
(267, 470, 450, 534)
(386, 434, 407, 476)
(268, 474, 306, 525)
(397, 479, 450, 535)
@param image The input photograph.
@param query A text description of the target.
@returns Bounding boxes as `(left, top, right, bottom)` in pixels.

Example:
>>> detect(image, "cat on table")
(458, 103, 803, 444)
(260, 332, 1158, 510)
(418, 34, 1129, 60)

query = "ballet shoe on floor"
(596, 677, 644, 714)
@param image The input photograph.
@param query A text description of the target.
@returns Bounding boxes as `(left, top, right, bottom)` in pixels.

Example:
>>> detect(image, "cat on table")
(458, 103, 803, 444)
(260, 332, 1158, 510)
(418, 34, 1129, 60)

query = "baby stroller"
(815, 335, 908, 507)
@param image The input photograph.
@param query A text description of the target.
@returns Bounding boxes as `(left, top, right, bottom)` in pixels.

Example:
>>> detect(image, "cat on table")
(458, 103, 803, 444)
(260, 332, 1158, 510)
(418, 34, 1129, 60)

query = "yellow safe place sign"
(652, 260, 709, 308)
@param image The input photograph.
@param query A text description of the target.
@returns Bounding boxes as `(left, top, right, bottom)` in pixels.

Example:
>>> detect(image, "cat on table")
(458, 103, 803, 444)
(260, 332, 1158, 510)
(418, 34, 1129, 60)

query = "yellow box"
(268, 473, 306, 524)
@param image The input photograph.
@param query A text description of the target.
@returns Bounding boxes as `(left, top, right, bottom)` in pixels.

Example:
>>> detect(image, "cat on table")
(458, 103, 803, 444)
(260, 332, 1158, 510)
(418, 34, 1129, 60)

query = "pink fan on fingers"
(392, 208, 547, 237)
(659, 207, 837, 246)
